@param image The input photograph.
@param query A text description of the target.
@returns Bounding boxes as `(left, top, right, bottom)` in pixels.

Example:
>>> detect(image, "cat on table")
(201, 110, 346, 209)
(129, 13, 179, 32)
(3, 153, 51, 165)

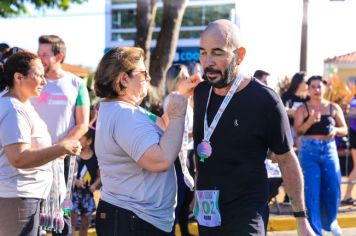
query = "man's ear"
(55, 53, 65, 64)
(236, 47, 246, 65)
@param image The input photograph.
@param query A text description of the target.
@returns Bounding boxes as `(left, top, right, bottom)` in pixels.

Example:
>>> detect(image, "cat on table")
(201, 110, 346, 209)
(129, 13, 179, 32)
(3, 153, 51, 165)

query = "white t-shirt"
(95, 101, 177, 233)
(0, 97, 52, 198)
(31, 72, 89, 200)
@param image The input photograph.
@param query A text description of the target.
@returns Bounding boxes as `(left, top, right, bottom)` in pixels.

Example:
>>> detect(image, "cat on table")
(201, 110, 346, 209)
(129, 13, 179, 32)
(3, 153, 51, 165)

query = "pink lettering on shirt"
(37, 92, 51, 104)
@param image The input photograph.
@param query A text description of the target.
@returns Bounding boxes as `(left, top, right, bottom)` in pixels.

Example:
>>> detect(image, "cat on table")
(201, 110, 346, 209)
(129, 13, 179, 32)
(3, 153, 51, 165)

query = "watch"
(293, 210, 308, 218)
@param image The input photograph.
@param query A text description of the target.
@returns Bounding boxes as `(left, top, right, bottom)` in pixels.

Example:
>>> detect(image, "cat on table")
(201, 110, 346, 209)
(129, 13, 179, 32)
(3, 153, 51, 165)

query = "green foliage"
(0, 0, 87, 17)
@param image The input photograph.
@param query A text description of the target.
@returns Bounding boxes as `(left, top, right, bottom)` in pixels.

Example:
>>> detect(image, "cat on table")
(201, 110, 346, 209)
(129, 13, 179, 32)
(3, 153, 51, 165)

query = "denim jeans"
(0, 197, 41, 236)
(95, 200, 171, 236)
(298, 137, 341, 236)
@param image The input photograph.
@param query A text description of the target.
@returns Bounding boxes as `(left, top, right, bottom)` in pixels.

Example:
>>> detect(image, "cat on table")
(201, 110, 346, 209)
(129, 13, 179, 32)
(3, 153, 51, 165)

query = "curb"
(268, 214, 356, 231)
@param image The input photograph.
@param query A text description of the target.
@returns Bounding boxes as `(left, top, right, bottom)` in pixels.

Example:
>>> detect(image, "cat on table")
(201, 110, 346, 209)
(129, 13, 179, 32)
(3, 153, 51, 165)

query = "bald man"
(192, 19, 315, 235)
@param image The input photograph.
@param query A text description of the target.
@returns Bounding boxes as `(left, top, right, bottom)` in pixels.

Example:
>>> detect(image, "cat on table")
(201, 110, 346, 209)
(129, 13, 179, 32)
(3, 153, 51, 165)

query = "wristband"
(293, 210, 308, 218)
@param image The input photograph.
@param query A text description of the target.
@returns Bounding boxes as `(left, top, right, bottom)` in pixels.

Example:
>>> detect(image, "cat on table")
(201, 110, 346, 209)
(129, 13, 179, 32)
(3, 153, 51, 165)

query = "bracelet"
(293, 210, 308, 218)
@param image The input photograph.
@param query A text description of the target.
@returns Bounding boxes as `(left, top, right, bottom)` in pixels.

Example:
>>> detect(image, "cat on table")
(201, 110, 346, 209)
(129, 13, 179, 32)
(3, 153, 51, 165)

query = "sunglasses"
(129, 70, 150, 81)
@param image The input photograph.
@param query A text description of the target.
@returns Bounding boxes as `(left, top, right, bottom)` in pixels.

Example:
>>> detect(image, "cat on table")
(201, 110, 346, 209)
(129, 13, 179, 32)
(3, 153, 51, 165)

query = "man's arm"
(275, 150, 305, 211)
(65, 105, 90, 140)
(275, 150, 315, 236)
(64, 82, 90, 140)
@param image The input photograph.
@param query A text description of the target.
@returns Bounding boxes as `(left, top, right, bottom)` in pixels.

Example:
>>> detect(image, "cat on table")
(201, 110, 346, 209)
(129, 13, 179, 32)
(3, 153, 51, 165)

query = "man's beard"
(203, 55, 237, 89)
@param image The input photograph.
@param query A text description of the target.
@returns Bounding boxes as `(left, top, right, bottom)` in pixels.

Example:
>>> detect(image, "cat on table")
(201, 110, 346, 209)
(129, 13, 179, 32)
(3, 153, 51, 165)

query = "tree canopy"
(0, 0, 87, 17)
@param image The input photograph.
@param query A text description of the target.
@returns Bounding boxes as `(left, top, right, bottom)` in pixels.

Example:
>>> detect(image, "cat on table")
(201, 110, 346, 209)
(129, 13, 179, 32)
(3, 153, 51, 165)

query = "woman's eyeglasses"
(129, 70, 150, 81)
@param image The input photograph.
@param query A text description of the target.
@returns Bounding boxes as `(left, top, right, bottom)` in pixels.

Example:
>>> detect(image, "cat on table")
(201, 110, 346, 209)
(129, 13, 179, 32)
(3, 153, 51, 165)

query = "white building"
(105, 0, 238, 64)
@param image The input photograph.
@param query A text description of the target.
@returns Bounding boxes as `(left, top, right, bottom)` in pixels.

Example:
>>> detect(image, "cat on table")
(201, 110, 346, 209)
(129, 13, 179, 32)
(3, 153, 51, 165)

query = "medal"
(62, 198, 72, 216)
(197, 140, 212, 162)
(199, 74, 243, 163)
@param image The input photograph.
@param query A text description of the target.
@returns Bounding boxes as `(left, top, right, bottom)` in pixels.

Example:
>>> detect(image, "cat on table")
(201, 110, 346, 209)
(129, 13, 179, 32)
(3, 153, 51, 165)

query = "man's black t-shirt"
(193, 79, 293, 221)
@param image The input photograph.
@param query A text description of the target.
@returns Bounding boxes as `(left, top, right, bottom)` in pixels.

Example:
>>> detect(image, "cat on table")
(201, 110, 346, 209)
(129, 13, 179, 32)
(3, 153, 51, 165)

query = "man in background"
(253, 69, 270, 86)
(32, 35, 90, 236)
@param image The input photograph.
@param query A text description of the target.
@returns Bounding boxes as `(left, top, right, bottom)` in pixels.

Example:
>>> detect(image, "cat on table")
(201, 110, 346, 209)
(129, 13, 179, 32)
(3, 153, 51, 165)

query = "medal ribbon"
(178, 110, 194, 190)
(62, 155, 77, 215)
(203, 74, 243, 142)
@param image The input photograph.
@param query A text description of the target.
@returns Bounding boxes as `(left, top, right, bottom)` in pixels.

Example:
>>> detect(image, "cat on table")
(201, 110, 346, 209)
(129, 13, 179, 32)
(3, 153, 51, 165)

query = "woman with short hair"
(94, 47, 200, 235)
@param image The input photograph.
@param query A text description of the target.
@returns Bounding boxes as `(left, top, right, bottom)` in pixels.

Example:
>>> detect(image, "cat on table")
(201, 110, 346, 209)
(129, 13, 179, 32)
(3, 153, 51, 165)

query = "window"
(112, 0, 136, 3)
(112, 9, 136, 29)
(110, 3, 234, 41)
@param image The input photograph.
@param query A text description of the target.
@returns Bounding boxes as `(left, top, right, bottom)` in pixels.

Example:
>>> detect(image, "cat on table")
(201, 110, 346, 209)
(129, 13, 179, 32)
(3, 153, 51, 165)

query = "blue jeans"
(298, 137, 341, 236)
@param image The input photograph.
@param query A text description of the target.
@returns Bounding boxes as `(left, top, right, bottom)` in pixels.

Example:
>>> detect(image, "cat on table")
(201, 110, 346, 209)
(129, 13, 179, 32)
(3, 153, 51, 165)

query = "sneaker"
(330, 221, 342, 236)
(341, 197, 354, 206)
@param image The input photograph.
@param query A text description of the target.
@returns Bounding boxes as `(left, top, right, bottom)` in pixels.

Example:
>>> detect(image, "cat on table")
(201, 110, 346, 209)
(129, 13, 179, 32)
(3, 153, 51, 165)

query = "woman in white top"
(0, 51, 81, 236)
(93, 46, 200, 235)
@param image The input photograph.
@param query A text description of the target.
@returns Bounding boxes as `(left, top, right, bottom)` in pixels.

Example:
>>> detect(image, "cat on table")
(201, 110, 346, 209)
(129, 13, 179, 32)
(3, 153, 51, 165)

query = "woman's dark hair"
(94, 46, 144, 99)
(286, 72, 306, 95)
(84, 128, 96, 152)
(0, 50, 37, 92)
(307, 75, 327, 86)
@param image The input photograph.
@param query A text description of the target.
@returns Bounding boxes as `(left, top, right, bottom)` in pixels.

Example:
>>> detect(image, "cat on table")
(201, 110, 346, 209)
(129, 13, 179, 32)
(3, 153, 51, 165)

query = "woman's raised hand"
(166, 92, 188, 120)
(181, 73, 203, 97)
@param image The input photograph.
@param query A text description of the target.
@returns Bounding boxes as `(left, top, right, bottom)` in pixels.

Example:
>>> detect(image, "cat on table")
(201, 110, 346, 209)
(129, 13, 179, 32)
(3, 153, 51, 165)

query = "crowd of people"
(0, 18, 354, 236)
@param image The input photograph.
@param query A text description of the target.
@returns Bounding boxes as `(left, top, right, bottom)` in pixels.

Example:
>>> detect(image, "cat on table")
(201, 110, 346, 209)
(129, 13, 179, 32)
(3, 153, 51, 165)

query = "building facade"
(105, 0, 238, 63)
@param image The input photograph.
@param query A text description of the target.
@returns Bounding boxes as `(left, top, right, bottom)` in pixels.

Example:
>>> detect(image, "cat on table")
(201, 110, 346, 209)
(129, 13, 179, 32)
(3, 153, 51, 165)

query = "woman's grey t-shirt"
(95, 101, 177, 232)
(0, 97, 52, 198)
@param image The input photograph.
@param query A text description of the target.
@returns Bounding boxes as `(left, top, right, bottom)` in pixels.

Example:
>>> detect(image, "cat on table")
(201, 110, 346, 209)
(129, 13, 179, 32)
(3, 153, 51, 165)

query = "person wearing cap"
(194, 19, 314, 235)
(253, 69, 270, 86)
(294, 76, 347, 235)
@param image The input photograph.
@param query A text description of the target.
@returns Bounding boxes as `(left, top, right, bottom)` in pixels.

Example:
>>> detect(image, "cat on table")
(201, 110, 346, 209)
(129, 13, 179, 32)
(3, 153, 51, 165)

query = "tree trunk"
(149, 0, 188, 98)
(300, 0, 308, 72)
(135, 0, 157, 68)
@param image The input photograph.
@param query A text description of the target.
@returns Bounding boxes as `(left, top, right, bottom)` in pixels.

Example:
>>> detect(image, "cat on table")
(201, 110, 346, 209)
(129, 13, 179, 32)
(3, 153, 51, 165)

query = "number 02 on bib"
(193, 190, 221, 227)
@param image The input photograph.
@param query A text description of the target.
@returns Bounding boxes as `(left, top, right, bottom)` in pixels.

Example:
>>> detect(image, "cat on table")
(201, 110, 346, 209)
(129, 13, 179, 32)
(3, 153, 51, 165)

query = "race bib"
(193, 190, 221, 227)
